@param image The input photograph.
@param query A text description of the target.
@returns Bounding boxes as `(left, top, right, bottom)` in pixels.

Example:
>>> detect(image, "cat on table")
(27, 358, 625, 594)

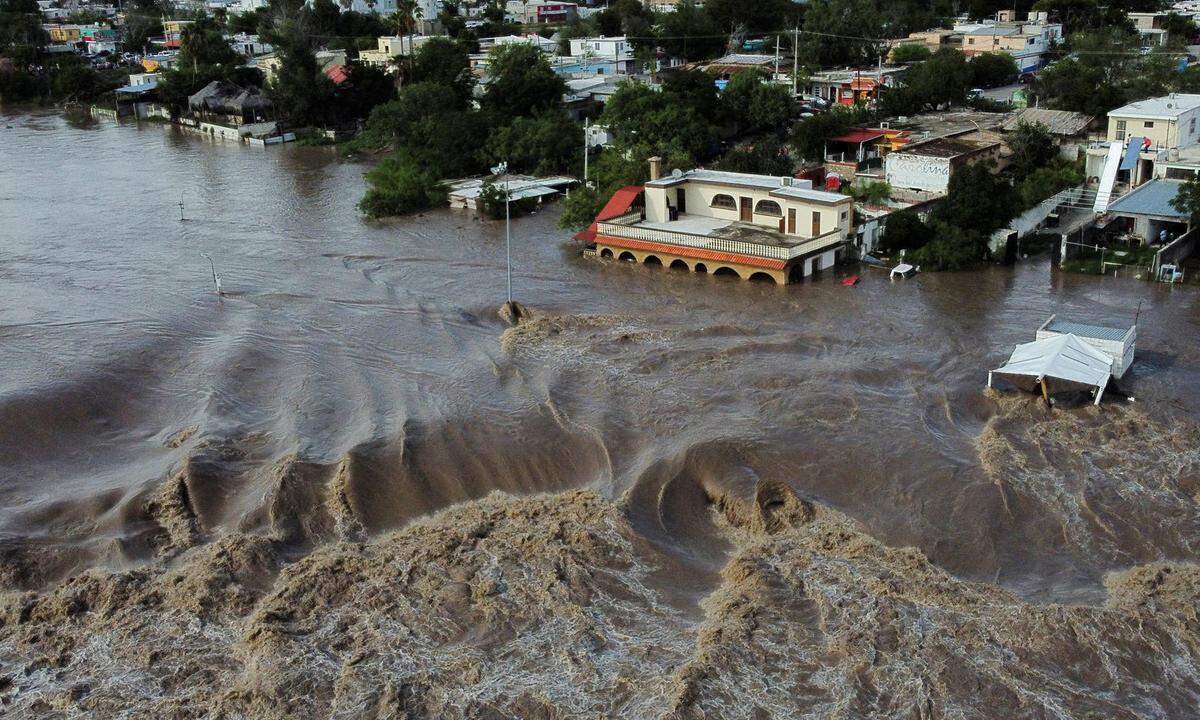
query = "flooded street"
(3, 111, 1200, 717)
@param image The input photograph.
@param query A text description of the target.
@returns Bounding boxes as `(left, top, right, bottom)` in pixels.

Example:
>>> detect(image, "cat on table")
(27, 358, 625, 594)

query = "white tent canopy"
(988, 333, 1113, 405)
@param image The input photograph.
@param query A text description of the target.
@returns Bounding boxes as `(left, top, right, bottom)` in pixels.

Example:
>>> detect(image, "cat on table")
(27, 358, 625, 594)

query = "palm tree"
(390, 0, 422, 68)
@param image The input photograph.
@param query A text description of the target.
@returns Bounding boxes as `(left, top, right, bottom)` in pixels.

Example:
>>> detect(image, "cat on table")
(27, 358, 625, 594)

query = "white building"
(227, 33, 273, 57)
(885, 132, 1005, 195)
(955, 11, 1063, 74)
(585, 161, 854, 284)
(569, 36, 631, 58)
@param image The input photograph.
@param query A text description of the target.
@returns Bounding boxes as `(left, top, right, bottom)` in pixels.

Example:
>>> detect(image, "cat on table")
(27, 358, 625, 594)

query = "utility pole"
(774, 34, 780, 79)
(583, 117, 589, 188)
(793, 26, 799, 98)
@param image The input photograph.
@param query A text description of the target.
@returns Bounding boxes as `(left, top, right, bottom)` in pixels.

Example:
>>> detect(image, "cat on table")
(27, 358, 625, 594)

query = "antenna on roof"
(1134, 300, 1143, 327)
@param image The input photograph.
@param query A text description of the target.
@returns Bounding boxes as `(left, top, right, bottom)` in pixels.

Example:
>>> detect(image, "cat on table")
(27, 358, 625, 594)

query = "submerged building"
(579, 160, 854, 284)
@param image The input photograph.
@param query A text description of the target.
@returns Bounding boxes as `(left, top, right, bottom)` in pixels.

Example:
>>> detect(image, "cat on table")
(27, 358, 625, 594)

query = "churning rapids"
(2, 111, 1200, 719)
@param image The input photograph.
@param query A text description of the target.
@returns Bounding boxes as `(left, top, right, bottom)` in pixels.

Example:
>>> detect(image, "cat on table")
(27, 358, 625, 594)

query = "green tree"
(409, 36, 473, 104)
(880, 209, 928, 253)
(50, 58, 98, 99)
(1032, 0, 1129, 35)
(1170, 172, 1200, 225)
(790, 106, 863, 161)
(656, 0, 723, 61)
(969, 52, 1018, 88)
(932, 161, 1016, 234)
(716, 139, 794, 175)
(330, 62, 396, 123)
(1, 0, 48, 53)
(908, 220, 985, 270)
(482, 43, 566, 121)
(705, 0, 802, 33)
(891, 44, 931, 63)
(802, 0, 884, 67)
(483, 111, 582, 176)
(359, 154, 447, 218)
(721, 70, 794, 133)
(1017, 158, 1083, 208)
(558, 184, 603, 230)
(264, 14, 335, 127)
(1006, 120, 1058, 179)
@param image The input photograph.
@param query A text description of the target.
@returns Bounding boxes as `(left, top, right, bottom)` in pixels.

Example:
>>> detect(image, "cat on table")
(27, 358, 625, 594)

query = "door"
(787, 208, 796, 234)
(676, 188, 686, 214)
(740, 197, 752, 222)
(811, 211, 821, 236)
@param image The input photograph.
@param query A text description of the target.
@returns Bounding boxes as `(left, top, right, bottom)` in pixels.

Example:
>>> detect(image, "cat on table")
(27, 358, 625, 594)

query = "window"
(1115, 119, 1126, 141)
(1145, 121, 1155, 128)
(754, 200, 783, 217)
(710, 194, 737, 210)
(840, 211, 848, 220)
(1191, 117, 1196, 134)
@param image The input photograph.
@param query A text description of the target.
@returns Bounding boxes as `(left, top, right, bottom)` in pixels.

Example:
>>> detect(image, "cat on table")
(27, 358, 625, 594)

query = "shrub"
(358, 156, 447, 218)
(907, 221, 987, 270)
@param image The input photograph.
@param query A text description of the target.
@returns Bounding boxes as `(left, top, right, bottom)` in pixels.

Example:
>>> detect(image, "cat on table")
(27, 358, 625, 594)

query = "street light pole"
(492, 161, 512, 305)
(505, 174, 512, 304)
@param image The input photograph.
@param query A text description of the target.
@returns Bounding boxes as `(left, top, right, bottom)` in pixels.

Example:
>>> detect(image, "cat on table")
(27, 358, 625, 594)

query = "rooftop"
(1001, 108, 1094, 136)
(895, 135, 996, 158)
(707, 53, 775, 66)
(1107, 178, 1188, 218)
(632, 215, 822, 250)
(1108, 94, 1200, 119)
(890, 110, 1009, 138)
(645, 169, 849, 203)
(1043, 319, 1131, 342)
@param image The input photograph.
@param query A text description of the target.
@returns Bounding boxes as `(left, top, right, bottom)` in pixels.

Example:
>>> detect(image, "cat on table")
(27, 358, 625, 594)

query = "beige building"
(1105, 94, 1200, 149)
(586, 160, 854, 284)
(1084, 94, 1200, 188)
(359, 35, 434, 68)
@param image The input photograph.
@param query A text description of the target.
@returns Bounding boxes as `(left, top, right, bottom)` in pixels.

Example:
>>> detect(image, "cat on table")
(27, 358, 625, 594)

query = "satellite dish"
(671, 168, 683, 178)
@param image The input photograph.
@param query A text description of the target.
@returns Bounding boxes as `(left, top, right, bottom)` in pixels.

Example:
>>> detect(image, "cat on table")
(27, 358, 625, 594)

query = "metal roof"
(1107, 179, 1188, 218)
(1001, 108, 1093, 136)
(1044, 319, 1130, 342)
(709, 53, 774, 66)
(1108, 94, 1200, 120)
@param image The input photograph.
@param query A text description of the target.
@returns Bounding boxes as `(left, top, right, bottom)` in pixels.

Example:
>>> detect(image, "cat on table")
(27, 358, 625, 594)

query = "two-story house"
(1085, 94, 1200, 188)
(579, 160, 854, 284)
(955, 11, 1062, 74)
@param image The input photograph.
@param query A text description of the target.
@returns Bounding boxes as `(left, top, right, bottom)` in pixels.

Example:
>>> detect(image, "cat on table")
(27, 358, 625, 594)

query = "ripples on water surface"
(2, 111, 1200, 718)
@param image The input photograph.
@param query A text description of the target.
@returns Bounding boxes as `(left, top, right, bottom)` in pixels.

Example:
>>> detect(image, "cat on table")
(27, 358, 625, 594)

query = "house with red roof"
(581, 158, 854, 284)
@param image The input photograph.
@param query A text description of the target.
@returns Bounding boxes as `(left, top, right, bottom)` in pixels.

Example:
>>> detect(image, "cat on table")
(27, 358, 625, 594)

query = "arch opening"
(754, 200, 783, 217)
(694, 263, 708, 273)
(618, 251, 637, 263)
(669, 259, 689, 271)
(749, 272, 777, 284)
(710, 194, 737, 210)
(713, 267, 740, 279)
(600, 248, 614, 258)
(643, 255, 663, 267)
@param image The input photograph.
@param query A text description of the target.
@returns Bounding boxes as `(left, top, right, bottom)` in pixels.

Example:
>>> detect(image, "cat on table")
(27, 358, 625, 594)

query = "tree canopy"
(482, 43, 566, 121)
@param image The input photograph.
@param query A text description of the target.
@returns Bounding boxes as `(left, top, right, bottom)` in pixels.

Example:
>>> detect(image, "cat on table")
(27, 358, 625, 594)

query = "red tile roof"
(574, 185, 643, 243)
(325, 64, 350, 85)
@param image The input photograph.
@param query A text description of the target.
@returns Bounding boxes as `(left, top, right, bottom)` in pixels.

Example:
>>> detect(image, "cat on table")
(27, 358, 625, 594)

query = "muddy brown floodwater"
(2, 110, 1200, 718)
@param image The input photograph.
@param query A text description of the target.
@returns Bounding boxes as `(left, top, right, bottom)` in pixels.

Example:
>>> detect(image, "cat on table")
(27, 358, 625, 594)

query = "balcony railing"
(595, 219, 846, 261)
